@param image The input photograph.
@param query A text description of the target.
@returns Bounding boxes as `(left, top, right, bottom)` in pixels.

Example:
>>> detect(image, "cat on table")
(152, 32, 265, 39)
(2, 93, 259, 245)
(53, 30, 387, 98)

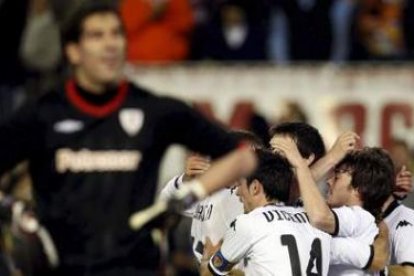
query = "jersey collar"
(383, 199, 400, 219)
(66, 79, 128, 117)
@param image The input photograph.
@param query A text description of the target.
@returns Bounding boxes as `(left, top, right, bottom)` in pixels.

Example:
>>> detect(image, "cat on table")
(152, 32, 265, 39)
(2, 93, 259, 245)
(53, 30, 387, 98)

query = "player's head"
(61, 1, 126, 89)
(327, 147, 394, 221)
(236, 149, 293, 213)
(269, 122, 326, 165)
(230, 129, 264, 150)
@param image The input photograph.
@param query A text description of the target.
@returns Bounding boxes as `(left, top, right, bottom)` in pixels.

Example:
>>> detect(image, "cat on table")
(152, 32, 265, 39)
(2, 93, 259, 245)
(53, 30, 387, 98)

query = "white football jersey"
(383, 200, 414, 266)
(328, 206, 379, 276)
(190, 186, 243, 262)
(208, 204, 331, 276)
(159, 174, 196, 217)
(158, 174, 183, 201)
(159, 174, 243, 262)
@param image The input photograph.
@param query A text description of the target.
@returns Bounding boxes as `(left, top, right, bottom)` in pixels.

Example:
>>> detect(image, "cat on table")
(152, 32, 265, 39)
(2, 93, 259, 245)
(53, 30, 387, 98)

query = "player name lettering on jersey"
(262, 209, 309, 224)
(56, 148, 142, 173)
(193, 203, 213, 221)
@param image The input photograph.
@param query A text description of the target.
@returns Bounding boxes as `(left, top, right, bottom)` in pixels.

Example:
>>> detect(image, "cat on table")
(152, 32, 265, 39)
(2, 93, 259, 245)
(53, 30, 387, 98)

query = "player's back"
(383, 201, 414, 265)
(222, 204, 331, 276)
(191, 187, 243, 261)
(159, 175, 244, 262)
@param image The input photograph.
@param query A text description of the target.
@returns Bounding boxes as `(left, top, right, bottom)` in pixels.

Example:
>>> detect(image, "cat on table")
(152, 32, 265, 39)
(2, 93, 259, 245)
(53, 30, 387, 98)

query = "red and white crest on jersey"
(119, 108, 144, 136)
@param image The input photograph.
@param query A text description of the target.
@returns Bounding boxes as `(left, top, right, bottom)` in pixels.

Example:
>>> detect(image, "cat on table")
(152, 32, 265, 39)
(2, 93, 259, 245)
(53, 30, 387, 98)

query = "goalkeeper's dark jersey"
(0, 79, 237, 271)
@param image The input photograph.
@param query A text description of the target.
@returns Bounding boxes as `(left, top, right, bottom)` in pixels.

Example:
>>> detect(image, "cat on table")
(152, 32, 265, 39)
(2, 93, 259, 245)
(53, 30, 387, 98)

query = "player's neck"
(262, 199, 280, 207)
(74, 71, 119, 95)
(381, 196, 395, 213)
(264, 200, 281, 206)
(346, 196, 363, 209)
(74, 81, 118, 106)
(346, 186, 364, 207)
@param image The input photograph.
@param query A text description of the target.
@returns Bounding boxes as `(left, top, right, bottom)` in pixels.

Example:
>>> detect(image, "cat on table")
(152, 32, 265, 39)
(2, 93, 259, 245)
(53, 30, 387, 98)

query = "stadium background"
(132, 65, 414, 201)
(1, 0, 414, 275)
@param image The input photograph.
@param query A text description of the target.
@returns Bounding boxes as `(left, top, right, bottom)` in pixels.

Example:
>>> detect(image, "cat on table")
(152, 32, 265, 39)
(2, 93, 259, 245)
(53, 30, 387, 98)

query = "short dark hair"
(230, 129, 264, 149)
(269, 122, 326, 164)
(336, 147, 394, 222)
(247, 149, 293, 203)
(61, 0, 121, 47)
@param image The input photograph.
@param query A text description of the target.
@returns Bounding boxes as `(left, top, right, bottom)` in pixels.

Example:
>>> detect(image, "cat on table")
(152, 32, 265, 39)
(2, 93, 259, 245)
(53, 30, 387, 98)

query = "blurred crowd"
(2, 0, 414, 117)
(2, 0, 414, 82)
(115, 0, 414, 63)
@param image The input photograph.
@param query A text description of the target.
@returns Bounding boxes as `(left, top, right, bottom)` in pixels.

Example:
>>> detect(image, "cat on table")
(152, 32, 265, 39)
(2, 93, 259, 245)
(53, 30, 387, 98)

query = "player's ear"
(251, 180, 262, 196)
(352, 186, 362, 201)
(65, 42, 81, 65)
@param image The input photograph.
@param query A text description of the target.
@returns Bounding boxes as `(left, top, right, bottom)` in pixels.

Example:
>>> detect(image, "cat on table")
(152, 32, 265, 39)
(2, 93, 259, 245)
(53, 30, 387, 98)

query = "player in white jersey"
(165, 123, 385, 274)
(330, 158, 412, 275)
(328, 221, 390, 275)
(161, 168, 243, 262)
(201, 149, 332, 276)
(165, 125, 341, 263)
(271, 123, 414, 274)
(274, 138, 395, 276)
(269, 123, 385, 274)
(377, 165, 414, 275)
(382, 201, 414, 274)
(160, 130, 262, 262)
(327, 168, 411, 275)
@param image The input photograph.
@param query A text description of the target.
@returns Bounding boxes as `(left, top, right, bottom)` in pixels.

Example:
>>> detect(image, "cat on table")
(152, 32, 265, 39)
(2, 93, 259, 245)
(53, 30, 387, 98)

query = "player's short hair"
(61, 0, 122, 47)
(269, 122, 326, 165)
(246, 149, 293, 203)
(230, 129, 264, 149)
(336, 147, 394, 221)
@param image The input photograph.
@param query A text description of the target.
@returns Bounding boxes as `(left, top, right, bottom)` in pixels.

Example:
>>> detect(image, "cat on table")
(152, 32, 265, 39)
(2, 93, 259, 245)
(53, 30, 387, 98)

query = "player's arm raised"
(186, 147, 256, 200)
(130, 147, 256, 230)
(310, 131, 359, 182)
(158, 153, 210, 201)
(273, 137, 337, 234)
(182, 153, 211, 181)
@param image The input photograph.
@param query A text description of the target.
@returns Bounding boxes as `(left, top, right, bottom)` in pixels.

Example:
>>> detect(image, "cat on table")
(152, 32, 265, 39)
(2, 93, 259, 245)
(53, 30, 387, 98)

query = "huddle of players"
(162, 123, 414, 276)
(1, 1, 411, 275)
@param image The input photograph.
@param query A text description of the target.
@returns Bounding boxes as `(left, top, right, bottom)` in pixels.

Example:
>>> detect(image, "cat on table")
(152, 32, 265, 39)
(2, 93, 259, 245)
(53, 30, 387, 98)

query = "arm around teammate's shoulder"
(368, 221, 389, 272)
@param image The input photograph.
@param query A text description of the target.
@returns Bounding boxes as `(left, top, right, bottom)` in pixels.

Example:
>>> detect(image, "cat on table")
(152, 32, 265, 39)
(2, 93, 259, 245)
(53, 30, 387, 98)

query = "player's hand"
(202, 237, 222, 262)
(200, 237, 223, 275)
(183, 153, 210, 181)
(394, 166, 412, 199)
(271, 136, 306, 169)
(229, 269, 245, 276)
(328, 131, 360, 162)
